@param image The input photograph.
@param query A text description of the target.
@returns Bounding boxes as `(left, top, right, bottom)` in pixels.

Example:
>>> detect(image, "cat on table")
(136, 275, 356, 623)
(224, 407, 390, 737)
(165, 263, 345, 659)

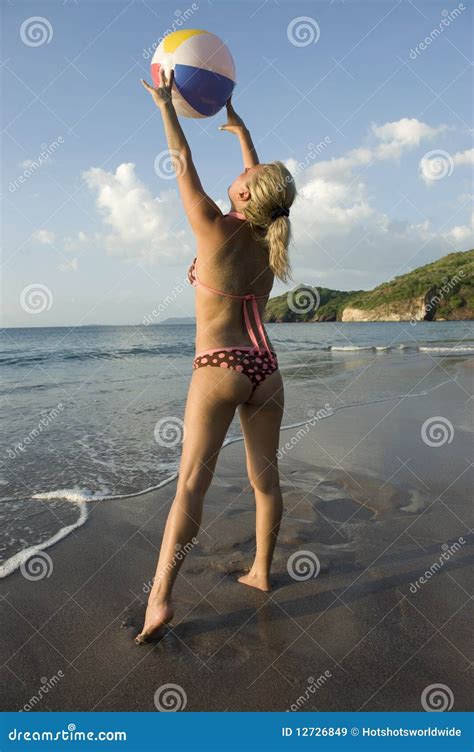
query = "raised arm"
(142, 72, 222, 235)
(218, 98, 259, 168)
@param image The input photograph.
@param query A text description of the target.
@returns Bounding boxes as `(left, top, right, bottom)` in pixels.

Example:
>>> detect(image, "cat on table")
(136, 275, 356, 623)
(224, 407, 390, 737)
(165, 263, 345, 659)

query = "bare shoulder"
(196, 213, 250, 260)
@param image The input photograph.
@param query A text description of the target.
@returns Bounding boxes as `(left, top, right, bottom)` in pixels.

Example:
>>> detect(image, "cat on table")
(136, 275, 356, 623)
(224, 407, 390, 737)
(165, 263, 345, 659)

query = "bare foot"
(135, 600, 174, 644)
(238, 571, 271, 592)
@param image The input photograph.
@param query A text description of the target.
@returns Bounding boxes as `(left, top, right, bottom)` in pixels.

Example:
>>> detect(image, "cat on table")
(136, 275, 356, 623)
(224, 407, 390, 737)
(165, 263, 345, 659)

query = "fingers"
(168, 68, 175, 90)
(159, 67, 166, 87)
(141, 79, 153, 91)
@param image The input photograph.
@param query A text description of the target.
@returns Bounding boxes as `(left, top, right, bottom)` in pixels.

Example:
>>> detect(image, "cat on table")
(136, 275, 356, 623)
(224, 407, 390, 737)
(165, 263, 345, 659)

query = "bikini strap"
(243, 294, 275, 362)
(193, 258, 268, 299)
(192, 258, 276, 364)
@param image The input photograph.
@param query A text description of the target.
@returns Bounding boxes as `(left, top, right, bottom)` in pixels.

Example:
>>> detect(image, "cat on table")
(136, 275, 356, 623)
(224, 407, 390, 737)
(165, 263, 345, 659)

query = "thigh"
(177, 367, 251, 493)
(238, 371, 285, 491)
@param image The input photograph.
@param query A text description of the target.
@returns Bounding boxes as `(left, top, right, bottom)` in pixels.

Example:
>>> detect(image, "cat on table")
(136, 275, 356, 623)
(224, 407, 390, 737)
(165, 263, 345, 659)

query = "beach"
(1, 348, 472, 713)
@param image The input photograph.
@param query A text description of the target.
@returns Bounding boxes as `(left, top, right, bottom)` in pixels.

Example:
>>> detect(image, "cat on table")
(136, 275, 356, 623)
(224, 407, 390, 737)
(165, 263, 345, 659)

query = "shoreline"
(1, 361, 472, 711)
(0, 378, 450, 580)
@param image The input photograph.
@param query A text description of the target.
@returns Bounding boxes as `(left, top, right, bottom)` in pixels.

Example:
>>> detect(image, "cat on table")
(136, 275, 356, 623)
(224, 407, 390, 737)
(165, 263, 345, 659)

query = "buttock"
(193, 347, 278, 392)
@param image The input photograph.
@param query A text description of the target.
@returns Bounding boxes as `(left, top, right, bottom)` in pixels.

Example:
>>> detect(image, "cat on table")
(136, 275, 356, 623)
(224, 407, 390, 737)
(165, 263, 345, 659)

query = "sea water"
(1, 321, 473, 575)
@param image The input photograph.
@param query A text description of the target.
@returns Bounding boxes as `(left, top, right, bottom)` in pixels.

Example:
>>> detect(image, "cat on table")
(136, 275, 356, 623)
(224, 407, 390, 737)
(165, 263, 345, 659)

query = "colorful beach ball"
(151, 29, 236, 118)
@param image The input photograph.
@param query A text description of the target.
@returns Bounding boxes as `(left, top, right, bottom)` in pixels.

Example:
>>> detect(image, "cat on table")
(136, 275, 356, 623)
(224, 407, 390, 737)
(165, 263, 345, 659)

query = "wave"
(419, 346, 474, 353)
(330, 344, 474, 354)
(0, 351, 469, 578)
(0, 387, 436, 579)
(0, 343, 195, 367)
(32, 486, 112, 502)
(0, 501, 88, 579)
(330, 345, 375, 351)
(3, 342, 473, 367)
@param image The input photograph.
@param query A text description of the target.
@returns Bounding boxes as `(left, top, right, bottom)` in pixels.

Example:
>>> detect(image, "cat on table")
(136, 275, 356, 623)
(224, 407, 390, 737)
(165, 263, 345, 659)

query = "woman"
(136, 70, 296, 643)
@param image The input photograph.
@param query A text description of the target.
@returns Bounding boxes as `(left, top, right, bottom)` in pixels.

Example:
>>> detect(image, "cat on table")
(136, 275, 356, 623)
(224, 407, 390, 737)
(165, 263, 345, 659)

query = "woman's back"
(193, 214, 275, 353)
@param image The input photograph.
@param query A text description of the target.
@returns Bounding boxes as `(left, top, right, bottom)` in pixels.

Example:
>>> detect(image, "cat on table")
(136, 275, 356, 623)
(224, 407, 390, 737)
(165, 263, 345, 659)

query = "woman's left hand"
(218, 97, 247, 134)
(141, 68, 175, 110)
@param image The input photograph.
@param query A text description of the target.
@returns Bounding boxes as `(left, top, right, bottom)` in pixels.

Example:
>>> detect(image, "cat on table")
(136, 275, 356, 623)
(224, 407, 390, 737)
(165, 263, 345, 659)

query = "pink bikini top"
(189, 212, 275, 362)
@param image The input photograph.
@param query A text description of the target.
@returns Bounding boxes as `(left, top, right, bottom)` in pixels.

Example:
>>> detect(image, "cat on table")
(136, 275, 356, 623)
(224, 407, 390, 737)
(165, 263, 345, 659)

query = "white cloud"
(78, 122, 469, 291)
(453, 148, 474, 166)
(58, 257, 79, 273)
(299, 119, 446, 185)
(82, 163, 192, 263)
(284, 118, 465, 287)
(372, 118, 446, 159)
(33, 229, 56, 245)
(418, 147, 472, 186)
(446, 210, 474, 245)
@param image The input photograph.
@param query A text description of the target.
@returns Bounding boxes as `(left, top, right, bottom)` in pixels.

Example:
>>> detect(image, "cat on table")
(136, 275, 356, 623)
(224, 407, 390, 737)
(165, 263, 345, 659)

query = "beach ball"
(151, 29, 236, 118)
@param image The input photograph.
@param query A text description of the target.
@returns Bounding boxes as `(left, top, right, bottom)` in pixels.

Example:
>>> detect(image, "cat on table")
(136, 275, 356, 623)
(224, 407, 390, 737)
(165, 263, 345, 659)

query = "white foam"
(33, 486, 111, 502)
(0, 501, 88, 579)
(419, 346, 474, 353)
(331, 345, 374, 351)
(0, 369, 463, 579)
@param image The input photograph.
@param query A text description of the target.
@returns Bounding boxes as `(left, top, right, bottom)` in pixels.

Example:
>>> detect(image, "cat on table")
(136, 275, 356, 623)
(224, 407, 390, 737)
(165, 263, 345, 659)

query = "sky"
(1, 0, 473, 327)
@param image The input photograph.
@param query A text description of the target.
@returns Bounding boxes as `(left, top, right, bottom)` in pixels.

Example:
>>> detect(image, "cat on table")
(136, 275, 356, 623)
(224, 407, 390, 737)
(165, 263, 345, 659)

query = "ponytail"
(242, 161, 296, 283)
(265, 214, 292, 283)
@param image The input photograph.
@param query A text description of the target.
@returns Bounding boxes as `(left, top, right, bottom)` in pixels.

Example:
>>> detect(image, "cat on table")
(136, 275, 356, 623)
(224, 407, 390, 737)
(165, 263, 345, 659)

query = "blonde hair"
(242, 161, 296, 283)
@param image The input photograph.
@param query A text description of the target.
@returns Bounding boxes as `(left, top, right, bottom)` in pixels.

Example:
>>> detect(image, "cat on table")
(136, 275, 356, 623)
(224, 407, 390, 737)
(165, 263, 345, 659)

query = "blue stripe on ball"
(174, 64, 235, 117)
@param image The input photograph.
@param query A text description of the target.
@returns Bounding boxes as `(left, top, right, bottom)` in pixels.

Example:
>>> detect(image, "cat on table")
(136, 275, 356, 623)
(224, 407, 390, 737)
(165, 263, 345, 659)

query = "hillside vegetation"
(265, 250, 473, 322)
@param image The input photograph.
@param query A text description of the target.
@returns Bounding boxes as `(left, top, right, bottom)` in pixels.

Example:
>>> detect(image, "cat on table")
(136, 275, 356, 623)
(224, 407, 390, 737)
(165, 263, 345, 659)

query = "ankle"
(148, 585, 171, 606)
(249, 565, 270, 578)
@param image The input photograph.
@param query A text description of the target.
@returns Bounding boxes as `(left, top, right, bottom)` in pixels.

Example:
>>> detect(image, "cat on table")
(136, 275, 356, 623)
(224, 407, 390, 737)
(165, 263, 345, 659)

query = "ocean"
(1, 320, 473, 576)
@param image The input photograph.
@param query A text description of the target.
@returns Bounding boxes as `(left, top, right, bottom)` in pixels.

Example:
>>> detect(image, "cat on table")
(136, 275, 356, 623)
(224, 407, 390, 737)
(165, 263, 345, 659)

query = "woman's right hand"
(141, 68, 175, 110)
(218, 97, 247, 135)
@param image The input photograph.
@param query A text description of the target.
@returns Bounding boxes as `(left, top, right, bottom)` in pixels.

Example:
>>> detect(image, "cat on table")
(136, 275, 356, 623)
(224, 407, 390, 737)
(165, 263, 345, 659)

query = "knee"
(178, 471, 211, 500)
(249, 471, 281, 496)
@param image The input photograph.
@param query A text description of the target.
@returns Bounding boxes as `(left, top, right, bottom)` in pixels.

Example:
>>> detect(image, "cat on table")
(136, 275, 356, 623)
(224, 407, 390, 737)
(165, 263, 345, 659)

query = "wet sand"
(1, 358, 472, 712)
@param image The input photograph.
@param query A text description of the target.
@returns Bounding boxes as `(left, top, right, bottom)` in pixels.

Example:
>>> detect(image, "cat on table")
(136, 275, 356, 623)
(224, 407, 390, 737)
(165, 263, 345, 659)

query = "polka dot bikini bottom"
(193, 347, 279, 393)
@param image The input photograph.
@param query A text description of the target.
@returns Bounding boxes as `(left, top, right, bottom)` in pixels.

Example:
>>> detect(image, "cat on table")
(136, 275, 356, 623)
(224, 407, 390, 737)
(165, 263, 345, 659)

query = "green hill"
(265, 250, 473, 322)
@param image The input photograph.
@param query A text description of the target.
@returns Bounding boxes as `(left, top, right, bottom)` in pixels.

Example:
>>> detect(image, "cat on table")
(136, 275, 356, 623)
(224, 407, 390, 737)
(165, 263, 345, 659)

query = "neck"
(227, 210, 246, 220)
